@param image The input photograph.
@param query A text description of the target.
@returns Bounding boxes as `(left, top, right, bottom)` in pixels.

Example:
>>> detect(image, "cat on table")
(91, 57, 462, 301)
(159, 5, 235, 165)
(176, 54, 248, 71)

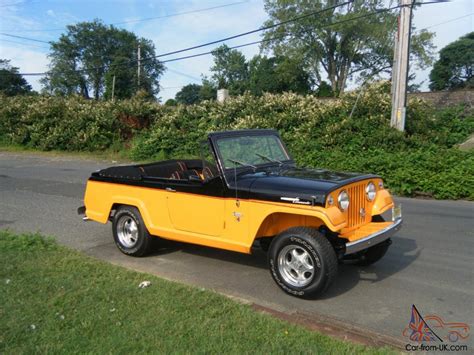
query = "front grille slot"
(346, 183, 369, 228)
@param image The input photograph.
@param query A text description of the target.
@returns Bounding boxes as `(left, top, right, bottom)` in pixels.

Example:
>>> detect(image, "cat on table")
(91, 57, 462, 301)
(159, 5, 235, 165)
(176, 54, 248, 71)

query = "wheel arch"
(254, 212, 326, 240)
(105, 199, 153, 232)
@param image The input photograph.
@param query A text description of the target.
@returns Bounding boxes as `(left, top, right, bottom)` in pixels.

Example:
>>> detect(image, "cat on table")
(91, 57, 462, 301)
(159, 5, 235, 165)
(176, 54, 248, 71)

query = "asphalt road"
(1, 151, 473, 346)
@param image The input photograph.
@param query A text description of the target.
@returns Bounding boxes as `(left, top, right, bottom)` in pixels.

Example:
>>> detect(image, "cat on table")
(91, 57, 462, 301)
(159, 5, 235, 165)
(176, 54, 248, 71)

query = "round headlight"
(338, 190, 349, 211)
(366, 182, 376, 201)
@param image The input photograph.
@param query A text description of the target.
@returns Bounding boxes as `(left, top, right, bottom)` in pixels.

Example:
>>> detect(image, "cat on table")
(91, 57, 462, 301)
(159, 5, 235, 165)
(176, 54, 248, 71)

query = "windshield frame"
(209, 129, 294, 178)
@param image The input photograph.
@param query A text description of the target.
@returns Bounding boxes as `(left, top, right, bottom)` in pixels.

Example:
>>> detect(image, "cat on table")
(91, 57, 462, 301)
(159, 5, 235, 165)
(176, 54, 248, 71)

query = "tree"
(0, 59, 32, 96)
(261, 0, 435, 95)
(248, 55, 312, 95)
(164, 98, 177, 106)
(41, 20, 164, 100)
(314, 81, 334, 97)
(175, 84, 202, 105)
(210, 45, 249, 95)
(199, 78, 216, 101)
(173, 78, 216, 105)
(429, 32, 474, 91)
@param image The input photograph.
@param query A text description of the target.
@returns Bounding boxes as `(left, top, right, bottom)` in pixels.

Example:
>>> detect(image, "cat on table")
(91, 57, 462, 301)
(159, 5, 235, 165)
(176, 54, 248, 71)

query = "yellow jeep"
(79, 129, 402, 298)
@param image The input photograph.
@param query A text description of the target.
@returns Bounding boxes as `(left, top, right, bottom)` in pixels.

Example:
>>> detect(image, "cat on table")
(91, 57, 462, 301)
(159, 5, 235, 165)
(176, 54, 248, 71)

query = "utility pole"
(137, 44, 141, 90)
(111, 74, 116, 100)
(390, 0, 413, 132)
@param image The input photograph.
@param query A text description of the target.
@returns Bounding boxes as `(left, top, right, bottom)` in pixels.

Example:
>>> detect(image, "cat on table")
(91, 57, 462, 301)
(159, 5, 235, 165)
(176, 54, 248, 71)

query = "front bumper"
(344, 218, 403, 255)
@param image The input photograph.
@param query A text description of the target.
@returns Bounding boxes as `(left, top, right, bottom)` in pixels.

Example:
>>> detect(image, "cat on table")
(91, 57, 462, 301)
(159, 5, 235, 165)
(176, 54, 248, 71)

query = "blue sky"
(0, 0, 472, 101)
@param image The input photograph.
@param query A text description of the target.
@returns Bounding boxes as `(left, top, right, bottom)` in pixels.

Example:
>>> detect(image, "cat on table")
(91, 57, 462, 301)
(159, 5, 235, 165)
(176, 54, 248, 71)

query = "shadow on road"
(322, 234, 419, 299)
(148, 239, 268, 268)
(145, 233, 419, 299)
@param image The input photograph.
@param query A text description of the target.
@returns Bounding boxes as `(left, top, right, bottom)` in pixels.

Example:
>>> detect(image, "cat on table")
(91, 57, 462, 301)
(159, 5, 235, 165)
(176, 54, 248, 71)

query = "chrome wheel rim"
(117, 216, 139, 248)
(277, 244, 315, 287)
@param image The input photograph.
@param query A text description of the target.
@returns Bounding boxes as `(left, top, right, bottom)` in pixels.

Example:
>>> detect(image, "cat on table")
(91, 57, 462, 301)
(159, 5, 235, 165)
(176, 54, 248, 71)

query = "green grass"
(0, 230, 392, 354)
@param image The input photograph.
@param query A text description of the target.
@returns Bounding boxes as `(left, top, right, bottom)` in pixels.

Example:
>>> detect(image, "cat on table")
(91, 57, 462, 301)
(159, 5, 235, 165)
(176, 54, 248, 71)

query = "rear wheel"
(268, 227, 337, 298)
(112, 206, 153, 257)
(354, 215, 390, 266)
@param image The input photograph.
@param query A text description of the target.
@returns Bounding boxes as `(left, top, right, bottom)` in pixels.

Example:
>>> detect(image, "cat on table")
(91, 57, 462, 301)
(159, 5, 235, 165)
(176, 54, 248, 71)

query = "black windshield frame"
(209, 129, 294, 181)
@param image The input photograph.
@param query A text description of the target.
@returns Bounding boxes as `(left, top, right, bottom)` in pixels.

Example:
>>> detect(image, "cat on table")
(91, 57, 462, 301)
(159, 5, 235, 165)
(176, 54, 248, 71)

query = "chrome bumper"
(344, 218, 403, 255)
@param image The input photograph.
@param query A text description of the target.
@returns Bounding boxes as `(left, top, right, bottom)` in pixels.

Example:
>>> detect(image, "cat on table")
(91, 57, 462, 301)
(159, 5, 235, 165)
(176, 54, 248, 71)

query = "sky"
(0, 0, 472, 101)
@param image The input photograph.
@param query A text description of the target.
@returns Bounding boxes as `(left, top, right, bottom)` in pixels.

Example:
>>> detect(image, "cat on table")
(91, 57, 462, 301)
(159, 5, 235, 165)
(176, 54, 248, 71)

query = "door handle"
(166, 187, 176, 192)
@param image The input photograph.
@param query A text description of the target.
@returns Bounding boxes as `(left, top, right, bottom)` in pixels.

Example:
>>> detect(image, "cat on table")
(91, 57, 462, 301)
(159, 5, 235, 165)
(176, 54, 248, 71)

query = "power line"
(166, 68, 201, 82)
(0, 33, 50, 44)
(0, 38, 50, 49)
(160, 3, 404, 64)
(1, 0, 250, 33)
(151, 1, 353, 60)
(4, 0, 353, 76)
(415, 12, 474, 32)
(3, 1, 442, 77)
(113, 1, 250, 25)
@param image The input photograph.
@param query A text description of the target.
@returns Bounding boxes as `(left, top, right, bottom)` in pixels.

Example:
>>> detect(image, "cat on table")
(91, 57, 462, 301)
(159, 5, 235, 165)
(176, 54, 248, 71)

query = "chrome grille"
(346, 183, 370, 228)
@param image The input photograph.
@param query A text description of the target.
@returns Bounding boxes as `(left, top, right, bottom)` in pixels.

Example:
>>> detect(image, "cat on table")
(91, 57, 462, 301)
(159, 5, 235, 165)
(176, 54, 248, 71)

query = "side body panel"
(85, 178, 392, 254)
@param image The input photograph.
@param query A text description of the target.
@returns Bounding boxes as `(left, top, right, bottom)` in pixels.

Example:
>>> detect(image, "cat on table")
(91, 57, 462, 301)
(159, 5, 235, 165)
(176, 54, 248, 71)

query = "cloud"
(46, 9, 55, 18)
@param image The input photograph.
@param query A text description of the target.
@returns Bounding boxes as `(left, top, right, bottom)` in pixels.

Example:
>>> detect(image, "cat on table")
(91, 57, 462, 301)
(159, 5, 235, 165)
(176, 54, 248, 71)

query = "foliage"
(261, 0, 435, 95)
(164, 98, 177, 106)
(0, 82, 473, 199)
(315, 81, 334, 97)
(248, 55, 312, 95)
(429, 32, 474, 91)
(0, 59, 32, 96)
(199, 78, 217, 101)
(127, 82, 473, 199)
(175, 84, 203, 105)
(0, 230, 386, 354)
(210, 44, 249, 95)
(206, 45, 313, 98)
(0, 94, 164, 151)
(41, 20, 164, 100)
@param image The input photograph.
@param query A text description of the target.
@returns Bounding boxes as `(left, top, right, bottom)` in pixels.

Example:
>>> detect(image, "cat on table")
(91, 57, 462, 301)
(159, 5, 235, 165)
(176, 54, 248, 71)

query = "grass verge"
(0, 230, 393, 354)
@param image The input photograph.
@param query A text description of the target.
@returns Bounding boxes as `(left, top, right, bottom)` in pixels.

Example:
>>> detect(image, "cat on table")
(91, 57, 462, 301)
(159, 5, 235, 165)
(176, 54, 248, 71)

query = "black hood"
(230, 166, 377, 206)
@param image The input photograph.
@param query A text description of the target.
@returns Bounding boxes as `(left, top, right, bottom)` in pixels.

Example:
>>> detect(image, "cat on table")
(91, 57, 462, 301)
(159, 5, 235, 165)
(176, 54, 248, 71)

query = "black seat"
(141, 161, 186, 178)
(202, 164, 219, 180)
(170, 169, 200, 180)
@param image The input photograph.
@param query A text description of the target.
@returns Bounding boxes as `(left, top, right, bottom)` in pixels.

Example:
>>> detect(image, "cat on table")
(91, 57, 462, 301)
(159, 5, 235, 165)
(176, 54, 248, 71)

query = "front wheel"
(268, 227, 338, 298)
(112, 206, 153, 257)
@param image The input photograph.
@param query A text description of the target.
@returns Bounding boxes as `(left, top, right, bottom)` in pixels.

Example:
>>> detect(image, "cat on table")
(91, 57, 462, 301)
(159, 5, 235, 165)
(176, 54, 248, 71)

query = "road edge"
(251, 303, 406, 350)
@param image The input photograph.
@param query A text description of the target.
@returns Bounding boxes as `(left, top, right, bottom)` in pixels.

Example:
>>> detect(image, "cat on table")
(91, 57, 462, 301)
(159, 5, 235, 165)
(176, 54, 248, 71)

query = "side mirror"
(188, 175, 202, 183)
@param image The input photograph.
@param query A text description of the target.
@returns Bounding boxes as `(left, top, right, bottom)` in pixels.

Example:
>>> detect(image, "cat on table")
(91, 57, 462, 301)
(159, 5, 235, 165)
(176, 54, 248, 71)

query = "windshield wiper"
(227, 159, 257, 170)
(256, 153, 284, 166)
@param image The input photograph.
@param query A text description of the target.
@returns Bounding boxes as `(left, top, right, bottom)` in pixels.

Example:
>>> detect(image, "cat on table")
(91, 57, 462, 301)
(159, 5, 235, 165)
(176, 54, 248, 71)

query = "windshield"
(216, 134, 290, 169)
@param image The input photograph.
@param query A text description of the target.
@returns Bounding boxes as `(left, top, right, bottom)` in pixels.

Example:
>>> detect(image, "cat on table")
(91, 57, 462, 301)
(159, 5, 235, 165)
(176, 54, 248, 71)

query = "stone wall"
(408, 89, 473, 108)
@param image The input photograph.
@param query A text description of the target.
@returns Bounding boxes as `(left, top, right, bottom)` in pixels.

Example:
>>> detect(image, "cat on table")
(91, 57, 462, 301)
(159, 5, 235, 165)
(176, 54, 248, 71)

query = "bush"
(0, 82, 473, 199)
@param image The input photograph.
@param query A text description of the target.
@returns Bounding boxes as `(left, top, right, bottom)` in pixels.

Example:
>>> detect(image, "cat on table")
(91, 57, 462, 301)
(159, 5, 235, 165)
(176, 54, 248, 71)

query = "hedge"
(1, 82, 473, 199)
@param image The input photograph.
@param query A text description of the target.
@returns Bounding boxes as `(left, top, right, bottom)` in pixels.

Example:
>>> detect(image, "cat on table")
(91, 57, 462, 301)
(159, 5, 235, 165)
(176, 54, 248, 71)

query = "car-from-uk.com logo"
(403, 305, 470, 352)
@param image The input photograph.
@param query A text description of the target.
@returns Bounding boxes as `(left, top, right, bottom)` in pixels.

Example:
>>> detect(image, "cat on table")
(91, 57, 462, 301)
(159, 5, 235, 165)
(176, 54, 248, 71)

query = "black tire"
(354, 215, 390, 266)
(112, 206, 153, 257)
(268, 227, 338, 298)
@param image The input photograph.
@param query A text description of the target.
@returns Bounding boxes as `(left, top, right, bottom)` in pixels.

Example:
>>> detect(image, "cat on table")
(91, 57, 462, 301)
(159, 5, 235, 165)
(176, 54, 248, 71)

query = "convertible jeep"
(79, 129, 402, 298)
